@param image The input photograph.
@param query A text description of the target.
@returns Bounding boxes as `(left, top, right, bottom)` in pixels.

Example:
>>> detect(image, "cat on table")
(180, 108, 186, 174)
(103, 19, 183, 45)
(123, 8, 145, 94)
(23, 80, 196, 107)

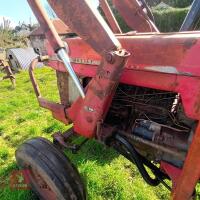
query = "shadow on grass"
(0, 138, 120, 200)
(65, 138, 119, 167)
(5, 85, 15, 91)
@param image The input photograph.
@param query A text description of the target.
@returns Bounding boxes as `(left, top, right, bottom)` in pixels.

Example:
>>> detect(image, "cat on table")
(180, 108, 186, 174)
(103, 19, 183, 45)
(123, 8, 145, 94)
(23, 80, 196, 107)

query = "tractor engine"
(105, 84, 196, 168)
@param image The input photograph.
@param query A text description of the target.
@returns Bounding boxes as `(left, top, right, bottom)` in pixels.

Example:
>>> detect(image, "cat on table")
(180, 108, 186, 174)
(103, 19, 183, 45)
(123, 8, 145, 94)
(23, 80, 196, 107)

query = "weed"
(0, 148, 8, 160)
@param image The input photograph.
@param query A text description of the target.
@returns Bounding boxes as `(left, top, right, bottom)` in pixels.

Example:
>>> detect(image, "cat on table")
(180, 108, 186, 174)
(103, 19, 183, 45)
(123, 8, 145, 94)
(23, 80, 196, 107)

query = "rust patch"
(91, 82, 116, 99)
(184, 38, 197, 50)
(168, 74, 179, 90)
(194, 98, 200, 114)
(194, 90, 200, 114)
(194, 103, 200, 114)
(0, 60, 15, 87)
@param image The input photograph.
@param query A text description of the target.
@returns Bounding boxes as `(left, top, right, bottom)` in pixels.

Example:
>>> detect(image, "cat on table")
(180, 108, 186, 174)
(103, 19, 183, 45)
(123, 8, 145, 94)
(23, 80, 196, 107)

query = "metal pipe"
(27, 0, 85, 98)
(180, 0, 200, 31)
(57, 48, 85, 98)
(27, 0, 64, 50)
(29, 58, 41, 98)
(48, 0, 121, 55)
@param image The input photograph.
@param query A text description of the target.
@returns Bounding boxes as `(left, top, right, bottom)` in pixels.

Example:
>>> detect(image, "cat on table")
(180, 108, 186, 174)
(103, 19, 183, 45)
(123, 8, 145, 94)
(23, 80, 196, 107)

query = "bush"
(146, 0, 192, 8)
(112, 6, 189, 33)
(0, 18, 28, 49)
(162, 0, 192, 8)
(153, 7, 189, 32)
(107, 0, 191, 32)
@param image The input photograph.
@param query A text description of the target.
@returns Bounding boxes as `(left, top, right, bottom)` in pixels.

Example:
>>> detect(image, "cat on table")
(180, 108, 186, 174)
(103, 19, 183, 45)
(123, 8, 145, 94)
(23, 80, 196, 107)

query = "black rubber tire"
(15, 137, 86, 200)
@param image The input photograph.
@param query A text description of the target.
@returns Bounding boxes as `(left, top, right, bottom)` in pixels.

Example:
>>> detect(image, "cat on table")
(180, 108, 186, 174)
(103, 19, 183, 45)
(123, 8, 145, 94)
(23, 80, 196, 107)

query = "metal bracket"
(52, 129, 89, 153)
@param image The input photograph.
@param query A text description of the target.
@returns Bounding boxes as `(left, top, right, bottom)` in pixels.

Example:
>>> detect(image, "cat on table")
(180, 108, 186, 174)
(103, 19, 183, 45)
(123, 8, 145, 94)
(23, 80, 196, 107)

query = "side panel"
(47, 33, 200, 120)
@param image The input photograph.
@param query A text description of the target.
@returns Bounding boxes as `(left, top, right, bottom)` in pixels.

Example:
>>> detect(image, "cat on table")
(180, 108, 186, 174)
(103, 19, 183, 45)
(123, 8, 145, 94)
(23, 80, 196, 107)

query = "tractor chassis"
(18, 0, 200, 199)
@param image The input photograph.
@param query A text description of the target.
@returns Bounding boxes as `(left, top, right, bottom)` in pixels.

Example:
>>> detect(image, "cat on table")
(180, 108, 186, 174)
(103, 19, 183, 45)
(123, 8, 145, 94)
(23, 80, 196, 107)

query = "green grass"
(0, 68, 170, 200)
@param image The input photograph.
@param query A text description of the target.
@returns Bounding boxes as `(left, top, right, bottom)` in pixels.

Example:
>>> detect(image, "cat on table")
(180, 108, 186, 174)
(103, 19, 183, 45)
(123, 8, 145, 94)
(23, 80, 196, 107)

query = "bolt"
(106, 52, 115, 64)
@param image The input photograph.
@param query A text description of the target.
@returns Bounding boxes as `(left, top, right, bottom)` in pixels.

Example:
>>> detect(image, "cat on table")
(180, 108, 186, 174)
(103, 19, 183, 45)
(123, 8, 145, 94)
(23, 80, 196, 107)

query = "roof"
(30, 18, 71, 36)
(7, 48, 43, 70)
(16, 29, 31, 37)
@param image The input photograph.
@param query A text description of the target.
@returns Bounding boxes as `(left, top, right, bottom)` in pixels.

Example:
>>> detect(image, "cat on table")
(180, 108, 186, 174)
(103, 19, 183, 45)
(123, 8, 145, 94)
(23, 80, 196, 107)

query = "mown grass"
(0, 68, 170, 200)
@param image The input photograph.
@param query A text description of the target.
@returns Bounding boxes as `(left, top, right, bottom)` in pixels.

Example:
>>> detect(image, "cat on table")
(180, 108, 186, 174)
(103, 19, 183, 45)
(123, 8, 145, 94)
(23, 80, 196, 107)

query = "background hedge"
(107, 0, 193, 32)
(152, 7, 189, 32)
(146, 0, 192, 8)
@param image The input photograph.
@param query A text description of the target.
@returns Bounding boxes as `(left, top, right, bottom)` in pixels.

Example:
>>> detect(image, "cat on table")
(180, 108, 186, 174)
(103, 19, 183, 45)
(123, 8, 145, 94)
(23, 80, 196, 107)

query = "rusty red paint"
(46, 33, 200, 121)
(43, 32, 200, 199)
(67, 50, 130, 137)
(47, 33, 200, 76)
(29, 58, 69, 124)
(48, 0, 121, 55)
(28, 1, 200, 199)
(48, 33, 200, 199)
(160, 161, 182, 189)
(172, 122, 200, 199)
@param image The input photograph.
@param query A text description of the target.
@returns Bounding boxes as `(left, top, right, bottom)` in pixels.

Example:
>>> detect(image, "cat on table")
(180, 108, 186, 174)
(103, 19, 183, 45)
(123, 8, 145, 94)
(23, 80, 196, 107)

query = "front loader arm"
(48, 0, 121, 55)
(47, 0, 130, 137)
(28, 0, 130, 137)
(28, 0, 85, 98)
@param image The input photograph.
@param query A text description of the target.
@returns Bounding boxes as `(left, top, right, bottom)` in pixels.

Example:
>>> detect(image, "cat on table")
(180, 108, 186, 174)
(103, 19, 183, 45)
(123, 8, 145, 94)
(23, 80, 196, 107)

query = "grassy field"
(0, 68, 170, 200)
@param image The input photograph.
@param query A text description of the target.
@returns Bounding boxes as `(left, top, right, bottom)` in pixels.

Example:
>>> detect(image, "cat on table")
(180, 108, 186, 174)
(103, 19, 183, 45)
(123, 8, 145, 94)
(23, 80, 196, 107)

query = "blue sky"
(0, 0, 48, 26)
(0, 0, 99, 27)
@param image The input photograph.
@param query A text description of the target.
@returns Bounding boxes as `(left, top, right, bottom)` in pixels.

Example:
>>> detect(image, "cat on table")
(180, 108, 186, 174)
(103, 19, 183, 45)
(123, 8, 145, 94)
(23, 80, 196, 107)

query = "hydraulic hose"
(115, 134, 160, 186)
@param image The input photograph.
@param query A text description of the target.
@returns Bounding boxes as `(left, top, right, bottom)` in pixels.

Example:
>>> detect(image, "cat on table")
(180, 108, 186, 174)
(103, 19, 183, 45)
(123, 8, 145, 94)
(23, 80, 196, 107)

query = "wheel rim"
(28, 167, 57, 200)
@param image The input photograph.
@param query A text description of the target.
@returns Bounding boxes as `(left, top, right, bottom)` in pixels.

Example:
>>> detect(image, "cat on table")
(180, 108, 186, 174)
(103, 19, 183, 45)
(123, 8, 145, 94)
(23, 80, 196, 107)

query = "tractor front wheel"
(15, 137, 86, 200)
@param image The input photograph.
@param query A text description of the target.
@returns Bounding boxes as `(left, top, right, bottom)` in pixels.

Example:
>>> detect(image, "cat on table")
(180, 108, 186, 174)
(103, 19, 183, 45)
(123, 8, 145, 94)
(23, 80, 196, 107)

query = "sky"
(0, 0, 100, 28)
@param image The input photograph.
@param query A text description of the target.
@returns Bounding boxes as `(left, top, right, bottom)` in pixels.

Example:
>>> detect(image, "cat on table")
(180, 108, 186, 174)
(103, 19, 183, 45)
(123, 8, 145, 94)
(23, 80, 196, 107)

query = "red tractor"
(15, 0, 200, 199)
